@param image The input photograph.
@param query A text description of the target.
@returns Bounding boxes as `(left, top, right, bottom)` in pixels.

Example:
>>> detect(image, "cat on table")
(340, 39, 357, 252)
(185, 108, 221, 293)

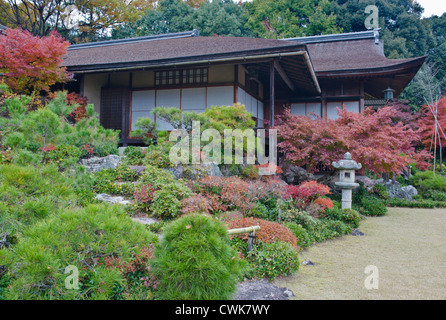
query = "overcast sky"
(417, 0, 446, 18)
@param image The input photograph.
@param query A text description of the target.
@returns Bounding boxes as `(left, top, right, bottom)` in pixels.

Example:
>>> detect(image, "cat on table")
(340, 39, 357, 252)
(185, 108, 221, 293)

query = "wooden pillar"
(269, 61, 275, 127)
(359, 80, 365, 112)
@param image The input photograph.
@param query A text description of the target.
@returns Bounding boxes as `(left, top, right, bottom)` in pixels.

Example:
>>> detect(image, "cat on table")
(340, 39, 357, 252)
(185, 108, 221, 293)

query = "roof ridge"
(68, 29, 199, 50)
(282, 29, 381, 44)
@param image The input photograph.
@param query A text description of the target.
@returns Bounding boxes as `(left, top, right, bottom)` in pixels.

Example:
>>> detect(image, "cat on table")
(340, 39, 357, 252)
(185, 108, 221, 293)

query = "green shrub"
(306, 220, 338, 242)
(150, 181, 191, 219)
(93, 165, 139, 196)
(422, 189, 446, 202)
(323, 207, 361, 228)
(45, 144, 82, 169)
(410, 171, 446, 192)
(11, 149, 41, 166)
(138, 165, 176, 188)
(386, 198, 446, 208)
(322, 220, 352, 236)
(143, 143, 172, 168)
(151, 214, 244, 300)
(246, 241, 299, 281)
(0, 204, 157, 300)
(358, 196, 387, 216)
(371, 184, 389, 199)
(123, 146, 146, 165)
(284, 223, 314, 248)
(147, 221, 166, 234)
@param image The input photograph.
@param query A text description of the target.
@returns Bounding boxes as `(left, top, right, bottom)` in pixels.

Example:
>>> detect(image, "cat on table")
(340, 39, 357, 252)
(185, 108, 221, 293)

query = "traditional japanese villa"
(63, 29, 426, 144)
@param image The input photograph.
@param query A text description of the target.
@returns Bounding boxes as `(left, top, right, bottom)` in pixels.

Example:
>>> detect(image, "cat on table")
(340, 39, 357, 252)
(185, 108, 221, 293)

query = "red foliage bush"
(285, 180, 330, 204)
(275, 106, 430, 174)
(66, 92, 89, 122)
(225, 217, 299, 250)
(194, 176, 287, 214)
(313, 197, 334, 210)
(134, 184, 157, 205)
(180, 193, 214, 215)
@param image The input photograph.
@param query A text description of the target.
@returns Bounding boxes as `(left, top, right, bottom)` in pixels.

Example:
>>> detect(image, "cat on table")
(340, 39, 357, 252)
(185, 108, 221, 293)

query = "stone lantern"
(332, 152, 362, 209)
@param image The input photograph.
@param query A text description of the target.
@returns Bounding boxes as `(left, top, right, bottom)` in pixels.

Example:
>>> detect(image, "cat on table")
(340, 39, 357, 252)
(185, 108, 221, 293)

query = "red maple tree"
(275, 106, 430, 175)
(417, 96, 446, 148)
(0, 28, 71, 94)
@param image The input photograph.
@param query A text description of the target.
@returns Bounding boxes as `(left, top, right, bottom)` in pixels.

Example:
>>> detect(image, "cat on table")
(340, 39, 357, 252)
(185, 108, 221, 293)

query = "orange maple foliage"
(313, 197, 334, 209)
(225, 217, 299, 250)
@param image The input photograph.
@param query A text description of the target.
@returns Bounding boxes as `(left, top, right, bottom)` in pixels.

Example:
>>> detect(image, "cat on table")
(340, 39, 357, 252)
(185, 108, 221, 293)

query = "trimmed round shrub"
(151, 214, 244, 300)
(246, 241, 299, 281)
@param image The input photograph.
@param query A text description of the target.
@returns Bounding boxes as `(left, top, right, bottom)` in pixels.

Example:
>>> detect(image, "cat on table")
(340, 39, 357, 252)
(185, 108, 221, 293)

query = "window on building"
(183, 68, 208, 85)
(155, 68, 208, 86)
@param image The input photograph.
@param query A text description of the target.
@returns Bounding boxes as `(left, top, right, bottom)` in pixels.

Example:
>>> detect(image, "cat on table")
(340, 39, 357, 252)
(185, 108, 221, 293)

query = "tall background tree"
(112, 0, 253, 38)
(244, 0, 342, 38)
(0, 0, 156, 42)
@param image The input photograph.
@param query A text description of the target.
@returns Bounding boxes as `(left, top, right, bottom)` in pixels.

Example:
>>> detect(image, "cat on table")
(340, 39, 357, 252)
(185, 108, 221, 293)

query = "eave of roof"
(283, 29, 380, 44)
(68, 30, 199, 50)
(63, 36, 306, 71)
(315, 55, 427, 78)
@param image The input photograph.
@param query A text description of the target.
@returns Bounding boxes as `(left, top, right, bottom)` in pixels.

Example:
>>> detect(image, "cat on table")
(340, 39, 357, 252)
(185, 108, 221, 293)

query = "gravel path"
(274, 207, 446, 300)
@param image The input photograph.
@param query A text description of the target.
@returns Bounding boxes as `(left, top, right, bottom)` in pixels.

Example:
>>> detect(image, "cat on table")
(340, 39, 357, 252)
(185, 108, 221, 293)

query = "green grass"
(274, 207, 446, 300)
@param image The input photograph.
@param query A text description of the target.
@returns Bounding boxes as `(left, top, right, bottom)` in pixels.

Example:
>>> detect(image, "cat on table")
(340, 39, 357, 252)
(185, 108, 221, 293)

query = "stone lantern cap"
(332, 152, 362, 170)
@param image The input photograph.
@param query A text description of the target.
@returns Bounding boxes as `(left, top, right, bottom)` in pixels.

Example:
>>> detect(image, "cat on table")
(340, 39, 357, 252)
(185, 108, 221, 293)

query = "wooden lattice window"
(183, 68, 208, 85)
(155, 68, 208, 86)
(155, 70, 180, 86)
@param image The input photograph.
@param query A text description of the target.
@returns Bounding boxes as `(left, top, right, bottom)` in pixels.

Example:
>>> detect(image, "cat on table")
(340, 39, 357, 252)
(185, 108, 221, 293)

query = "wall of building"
(82, 64, 266, 134)
(82, 73, 108, 115)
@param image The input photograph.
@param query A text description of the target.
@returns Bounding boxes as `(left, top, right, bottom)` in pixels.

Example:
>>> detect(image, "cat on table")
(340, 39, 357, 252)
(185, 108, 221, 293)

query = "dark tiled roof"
(305, 39, 424, 73)
(63, 36, 304, 70)
(284, 31, 425, 74)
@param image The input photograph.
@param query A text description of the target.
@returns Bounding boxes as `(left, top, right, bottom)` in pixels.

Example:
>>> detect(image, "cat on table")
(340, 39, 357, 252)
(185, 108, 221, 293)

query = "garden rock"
(0, 233, 11, 249)
(95, 193, 131, 205)
(356, 176, 376, 190)
(401, 185, 418, 200)
(220, 163, 249, 177)
(385, 181, 418, 200)
(351, 229, 366, 236)
(317, 171, 339, 191)
(302, 259, 315, 266)
(129, 165, 146, 176)
(281, 165, 315, 185)
(233, 280, 295, 300)
(81, 155, 122, 172)
(131, 217, 159, 225)
(166, 162, 222, 180)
